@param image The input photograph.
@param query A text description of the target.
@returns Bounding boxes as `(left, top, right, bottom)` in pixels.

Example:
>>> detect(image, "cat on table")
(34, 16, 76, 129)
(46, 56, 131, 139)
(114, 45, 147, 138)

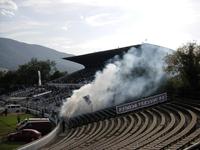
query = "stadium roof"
(64, 44, 141, 68)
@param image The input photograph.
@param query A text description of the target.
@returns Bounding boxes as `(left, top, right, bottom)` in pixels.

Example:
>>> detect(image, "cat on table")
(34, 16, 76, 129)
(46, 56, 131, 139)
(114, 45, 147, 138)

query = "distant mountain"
(0, 38, 83, 73)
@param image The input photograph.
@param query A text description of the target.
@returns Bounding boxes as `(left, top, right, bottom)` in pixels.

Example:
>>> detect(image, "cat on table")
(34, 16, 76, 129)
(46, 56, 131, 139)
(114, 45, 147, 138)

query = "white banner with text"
(116, 93, 167, 114)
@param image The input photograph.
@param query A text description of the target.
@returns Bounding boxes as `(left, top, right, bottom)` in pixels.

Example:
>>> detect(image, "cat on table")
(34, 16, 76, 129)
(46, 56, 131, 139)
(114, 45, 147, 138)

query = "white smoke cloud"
(60, 44, 170, 118)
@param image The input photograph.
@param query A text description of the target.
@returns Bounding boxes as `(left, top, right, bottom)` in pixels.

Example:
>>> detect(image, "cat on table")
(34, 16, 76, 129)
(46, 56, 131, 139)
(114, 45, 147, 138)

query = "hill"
(0, 38, 83, 73)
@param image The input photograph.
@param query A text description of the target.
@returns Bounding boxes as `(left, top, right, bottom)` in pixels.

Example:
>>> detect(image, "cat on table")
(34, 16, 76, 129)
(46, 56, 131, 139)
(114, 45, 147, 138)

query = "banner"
(116, 93, 167, 114)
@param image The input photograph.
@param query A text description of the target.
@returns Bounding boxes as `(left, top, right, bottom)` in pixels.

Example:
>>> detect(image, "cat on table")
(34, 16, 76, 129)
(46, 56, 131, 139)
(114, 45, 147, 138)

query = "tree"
(0, 71, 18, 94)
(0, 58, 66, 94)
(165, 42, 200, 91)
(50, 70, 65, 80)
(17, 58, 56, 85)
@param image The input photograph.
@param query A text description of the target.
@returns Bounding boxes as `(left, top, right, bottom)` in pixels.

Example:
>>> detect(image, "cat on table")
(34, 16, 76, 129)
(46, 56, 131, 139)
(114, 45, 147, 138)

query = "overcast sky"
(0, 0, 200, 55)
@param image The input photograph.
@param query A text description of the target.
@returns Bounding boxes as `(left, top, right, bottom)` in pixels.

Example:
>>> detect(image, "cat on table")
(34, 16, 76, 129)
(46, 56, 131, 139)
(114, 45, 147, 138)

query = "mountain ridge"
(0, 38, 83, 73)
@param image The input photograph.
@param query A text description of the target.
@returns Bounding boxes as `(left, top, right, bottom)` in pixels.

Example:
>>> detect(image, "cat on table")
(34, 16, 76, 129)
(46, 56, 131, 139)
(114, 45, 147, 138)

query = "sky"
(0, 0, 200, 55)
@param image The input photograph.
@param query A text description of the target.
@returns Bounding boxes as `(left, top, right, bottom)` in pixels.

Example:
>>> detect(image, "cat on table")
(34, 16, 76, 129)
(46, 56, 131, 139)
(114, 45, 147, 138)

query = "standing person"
(55, 114, 59, 125)
(17, 114, 20, 123)
(4, 108, 7, 116)
(62, 118, 65, 133)
(41, 109, 44, 117)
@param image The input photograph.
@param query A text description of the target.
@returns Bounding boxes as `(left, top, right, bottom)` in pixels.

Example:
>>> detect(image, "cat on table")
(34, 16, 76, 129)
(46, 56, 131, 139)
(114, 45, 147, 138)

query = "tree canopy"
(16, 58, 56, 85)
(0, 58, 64, 94)
(165, 42, 200, 92)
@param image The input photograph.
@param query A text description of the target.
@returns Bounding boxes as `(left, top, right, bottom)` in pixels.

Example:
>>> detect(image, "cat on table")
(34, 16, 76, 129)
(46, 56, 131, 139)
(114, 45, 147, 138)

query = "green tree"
(17, 58, 56, 85)
(165, 42, 200, 91)
(50, 70, 65, 80)
(0, 59, 66, 94)
(0, 71, 4, 79)
(0, 71, 18, 94)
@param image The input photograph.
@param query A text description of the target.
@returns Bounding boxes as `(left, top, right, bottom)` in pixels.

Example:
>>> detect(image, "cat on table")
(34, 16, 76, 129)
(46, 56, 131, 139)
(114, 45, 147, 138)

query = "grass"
(0, 113, 35, 150)
(0, 141, 26, 150)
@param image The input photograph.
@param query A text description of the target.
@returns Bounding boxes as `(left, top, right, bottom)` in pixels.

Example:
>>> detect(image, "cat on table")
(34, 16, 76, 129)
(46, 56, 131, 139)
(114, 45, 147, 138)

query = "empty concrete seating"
(101, 113, 142, 150)
(141, 107, 175, 149)
(43, 100, 200, 150)
(153, 106, 196, 149)
(124, 110, 157, 149)
(148, 107, 186, 149)
(81, 119, 110, 148)
(127, 108, 166, 149)
(98, 116, 130, 149)
(167, 102, 200, 149)
(105, 115, 135, 149)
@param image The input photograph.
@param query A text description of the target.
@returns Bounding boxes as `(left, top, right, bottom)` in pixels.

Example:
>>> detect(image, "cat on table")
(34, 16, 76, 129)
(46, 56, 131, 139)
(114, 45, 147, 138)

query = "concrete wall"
(184, 141, 200, 150)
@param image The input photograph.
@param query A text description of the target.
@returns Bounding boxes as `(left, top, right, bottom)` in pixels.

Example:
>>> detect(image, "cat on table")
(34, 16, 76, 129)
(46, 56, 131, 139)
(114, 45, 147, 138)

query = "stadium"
(1, 43, 200, 150)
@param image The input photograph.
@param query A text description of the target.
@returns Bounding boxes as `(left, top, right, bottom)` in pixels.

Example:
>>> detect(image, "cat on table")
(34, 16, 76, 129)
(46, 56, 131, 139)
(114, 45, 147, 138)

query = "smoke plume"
(60, 44, 170, 118)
